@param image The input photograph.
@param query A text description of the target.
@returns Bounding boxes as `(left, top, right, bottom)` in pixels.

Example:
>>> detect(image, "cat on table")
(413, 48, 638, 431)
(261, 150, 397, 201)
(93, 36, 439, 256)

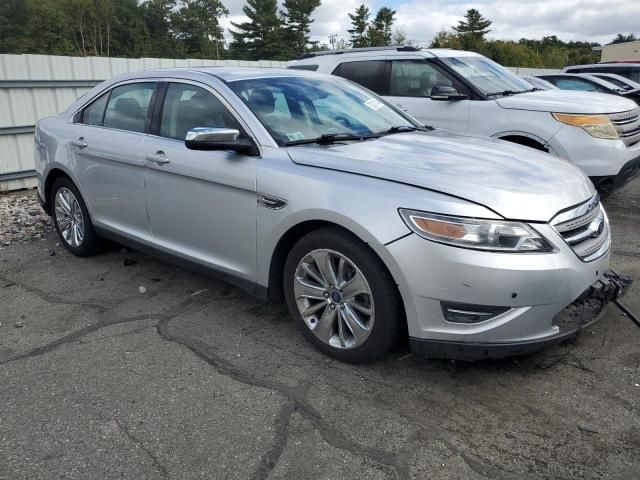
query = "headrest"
(114, 97, 142, 117)
(247, 88, 275, 114)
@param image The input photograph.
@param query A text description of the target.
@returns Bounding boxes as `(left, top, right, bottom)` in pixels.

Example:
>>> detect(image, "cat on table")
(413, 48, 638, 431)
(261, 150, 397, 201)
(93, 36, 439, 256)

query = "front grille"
(609, 108, 640, 147)
(551, 194, 610, 262)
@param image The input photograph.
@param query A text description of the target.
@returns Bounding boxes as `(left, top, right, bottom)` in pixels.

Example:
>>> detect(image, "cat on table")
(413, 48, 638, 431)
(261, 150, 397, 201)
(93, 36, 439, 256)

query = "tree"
(391, 26, 413, 47)
(429, 29, 461, 49)
(281, 0, 322, 57)
(348, 4, 370, 48)
(609, 33, 638, 45)
(0, 0, 29, 53)
(229, 0, 289, 60)
(139, 0, 181, 57)
(453, 8, 492, 49)
(171, 0, 229, 59)
(369, 7, 395, 46)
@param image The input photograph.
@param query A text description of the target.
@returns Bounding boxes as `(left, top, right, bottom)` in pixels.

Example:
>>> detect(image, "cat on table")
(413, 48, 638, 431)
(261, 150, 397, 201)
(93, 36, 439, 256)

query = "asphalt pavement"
(1, 180, 639, 479)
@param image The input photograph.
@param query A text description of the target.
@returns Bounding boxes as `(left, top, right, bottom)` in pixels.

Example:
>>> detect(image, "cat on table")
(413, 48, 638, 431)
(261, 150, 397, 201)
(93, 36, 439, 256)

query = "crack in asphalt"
(250, 401, 296, 480)
(0, 271, 535, 480)
(2, 266, 636, 480)
(156, 312, 402, 477)
(114, 420, 170, 479)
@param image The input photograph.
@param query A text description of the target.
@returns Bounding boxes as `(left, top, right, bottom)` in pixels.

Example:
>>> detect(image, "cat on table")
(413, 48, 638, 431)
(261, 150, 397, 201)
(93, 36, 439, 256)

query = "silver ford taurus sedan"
(34, 67, 629, 363)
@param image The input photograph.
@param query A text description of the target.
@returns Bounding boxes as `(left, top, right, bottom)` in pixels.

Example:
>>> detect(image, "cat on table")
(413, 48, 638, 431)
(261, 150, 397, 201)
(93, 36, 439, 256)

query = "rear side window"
(103, 83, 156, 133)
(333, 61, 389, 95)
(80, 92, 109, 126)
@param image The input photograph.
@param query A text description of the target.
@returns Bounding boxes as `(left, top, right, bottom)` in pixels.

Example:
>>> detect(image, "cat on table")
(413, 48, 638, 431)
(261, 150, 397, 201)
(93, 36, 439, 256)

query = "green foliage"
(171, 0, 229, 59)
(453, 8, 492, 47)
(430, 10, 601, 68)
(228, 0, 290, 60)
(348, 4, 370, 48)
(347, 4, 396, 48)
(609, 33, 638, 45)
(281, 0, 322, 56)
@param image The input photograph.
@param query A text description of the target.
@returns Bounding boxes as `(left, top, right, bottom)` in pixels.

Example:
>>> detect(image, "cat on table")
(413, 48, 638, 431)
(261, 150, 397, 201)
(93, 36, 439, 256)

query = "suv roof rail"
(296, 45, 421, 60)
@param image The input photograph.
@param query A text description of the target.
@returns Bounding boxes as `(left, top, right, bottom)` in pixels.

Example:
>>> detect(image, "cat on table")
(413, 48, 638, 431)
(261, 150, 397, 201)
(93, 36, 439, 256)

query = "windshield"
(440, 56, 533, 96)
(227, 75, 416, 145)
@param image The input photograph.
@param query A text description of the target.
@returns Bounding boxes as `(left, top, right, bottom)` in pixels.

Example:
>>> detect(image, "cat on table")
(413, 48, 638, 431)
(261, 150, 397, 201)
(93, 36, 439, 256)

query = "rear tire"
(283, 227, 403, 363)
(50, 177, 102, 257)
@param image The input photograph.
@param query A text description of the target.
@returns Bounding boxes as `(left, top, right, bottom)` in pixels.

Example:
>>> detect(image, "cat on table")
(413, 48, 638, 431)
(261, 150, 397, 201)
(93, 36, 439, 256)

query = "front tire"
(50, 177, 102, 256)
(283, 228, 403, 363)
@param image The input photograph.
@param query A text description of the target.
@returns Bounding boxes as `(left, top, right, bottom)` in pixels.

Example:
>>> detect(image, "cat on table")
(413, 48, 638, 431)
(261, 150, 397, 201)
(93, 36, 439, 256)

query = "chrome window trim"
(67, 76, 270, 155)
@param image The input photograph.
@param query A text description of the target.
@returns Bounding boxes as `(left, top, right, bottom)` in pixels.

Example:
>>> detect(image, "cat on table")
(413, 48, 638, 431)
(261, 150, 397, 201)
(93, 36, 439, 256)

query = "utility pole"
(329, 34, 337, 50)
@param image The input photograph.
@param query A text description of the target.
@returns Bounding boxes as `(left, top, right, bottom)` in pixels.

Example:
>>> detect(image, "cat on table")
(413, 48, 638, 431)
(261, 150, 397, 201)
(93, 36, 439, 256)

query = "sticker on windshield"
(364, 98, 384, 111)
(286, 132, 306, 141)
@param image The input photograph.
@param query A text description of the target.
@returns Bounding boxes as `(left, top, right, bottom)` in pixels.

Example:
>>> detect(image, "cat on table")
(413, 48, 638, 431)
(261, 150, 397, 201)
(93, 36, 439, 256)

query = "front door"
(142, 82, 258, 284)
(385, 59, 470, 131)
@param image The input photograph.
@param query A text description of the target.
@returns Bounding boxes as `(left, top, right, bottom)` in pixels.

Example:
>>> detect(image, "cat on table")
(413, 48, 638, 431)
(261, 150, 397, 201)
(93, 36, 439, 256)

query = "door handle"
(71, 138, 87, 149)
(145, 152, 171, 165)
(396, 104, 408, 112)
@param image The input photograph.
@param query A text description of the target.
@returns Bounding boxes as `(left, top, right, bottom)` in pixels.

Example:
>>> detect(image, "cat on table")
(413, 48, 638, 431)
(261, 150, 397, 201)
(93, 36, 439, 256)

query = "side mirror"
(185, 127, 256, 154)
(430, 85, 469, 101)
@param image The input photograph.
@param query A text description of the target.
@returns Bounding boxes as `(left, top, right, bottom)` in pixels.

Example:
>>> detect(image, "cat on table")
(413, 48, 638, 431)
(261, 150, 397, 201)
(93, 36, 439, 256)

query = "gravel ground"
(0, 190, 53, 247)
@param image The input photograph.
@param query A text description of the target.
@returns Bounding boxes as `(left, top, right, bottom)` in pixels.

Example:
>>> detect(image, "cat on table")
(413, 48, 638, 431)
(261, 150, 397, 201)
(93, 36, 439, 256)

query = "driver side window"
(159, 83, 241, 141)
(390, 60, 453, 97)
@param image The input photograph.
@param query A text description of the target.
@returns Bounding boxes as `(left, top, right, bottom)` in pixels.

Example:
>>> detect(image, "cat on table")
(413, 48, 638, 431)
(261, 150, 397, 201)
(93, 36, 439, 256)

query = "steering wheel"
(333, 115, 353, 128)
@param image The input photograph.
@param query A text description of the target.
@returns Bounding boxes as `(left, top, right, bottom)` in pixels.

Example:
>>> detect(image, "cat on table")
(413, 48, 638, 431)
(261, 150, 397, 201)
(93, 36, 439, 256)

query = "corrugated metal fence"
(0, 54, 559, 191)
(0, 54, 288, 191)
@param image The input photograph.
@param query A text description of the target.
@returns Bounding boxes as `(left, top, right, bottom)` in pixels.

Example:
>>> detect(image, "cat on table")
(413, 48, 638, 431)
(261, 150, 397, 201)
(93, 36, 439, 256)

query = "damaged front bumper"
(410, 270, 633, 361)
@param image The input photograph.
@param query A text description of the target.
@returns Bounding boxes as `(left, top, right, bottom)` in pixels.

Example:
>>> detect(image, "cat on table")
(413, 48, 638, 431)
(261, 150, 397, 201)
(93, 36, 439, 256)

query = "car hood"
(496, 89, 636, 113)
(287, 130, 594, 222)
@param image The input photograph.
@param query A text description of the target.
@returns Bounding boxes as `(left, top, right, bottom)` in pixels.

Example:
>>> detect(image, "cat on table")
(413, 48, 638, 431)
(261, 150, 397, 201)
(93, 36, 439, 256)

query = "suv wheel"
(51, 177, 102, 256)
(283, 228, 402, 363)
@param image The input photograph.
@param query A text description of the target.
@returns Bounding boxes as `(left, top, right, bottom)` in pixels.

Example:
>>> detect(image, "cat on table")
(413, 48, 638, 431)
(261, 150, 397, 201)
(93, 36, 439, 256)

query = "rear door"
(68, 81, 157, 241)
(142, 81, 258, 284)
(384, 58, 470, 130)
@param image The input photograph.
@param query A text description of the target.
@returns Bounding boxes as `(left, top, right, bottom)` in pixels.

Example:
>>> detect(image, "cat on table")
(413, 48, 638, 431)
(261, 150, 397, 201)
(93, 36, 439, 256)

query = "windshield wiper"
(485, 90, 525, 97)
(285, 133, 379, 146)
(376, 125, 433, 135)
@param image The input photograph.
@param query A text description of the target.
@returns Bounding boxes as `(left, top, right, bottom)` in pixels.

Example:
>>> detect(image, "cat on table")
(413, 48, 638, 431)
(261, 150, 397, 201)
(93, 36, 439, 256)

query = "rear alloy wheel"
(284, 228, 402, 363)
(50, 177, 102, 256)
(55, 187, 85, 248)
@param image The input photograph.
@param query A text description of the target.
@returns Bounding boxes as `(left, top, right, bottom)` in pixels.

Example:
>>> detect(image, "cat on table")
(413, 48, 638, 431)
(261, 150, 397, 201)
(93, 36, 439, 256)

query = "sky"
(219, 0, 640, 47)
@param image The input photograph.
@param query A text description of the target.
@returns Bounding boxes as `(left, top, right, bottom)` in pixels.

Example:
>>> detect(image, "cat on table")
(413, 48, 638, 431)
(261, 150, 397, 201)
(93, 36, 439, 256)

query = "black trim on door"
(148, 82, 167, 135)
(428, 58, 485, 101)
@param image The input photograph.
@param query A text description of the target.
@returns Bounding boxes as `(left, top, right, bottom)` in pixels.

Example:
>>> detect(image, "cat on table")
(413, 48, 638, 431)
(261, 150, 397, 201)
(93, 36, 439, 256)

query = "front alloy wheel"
(294, 249, 375, 350)
(284, 228, 403, 363)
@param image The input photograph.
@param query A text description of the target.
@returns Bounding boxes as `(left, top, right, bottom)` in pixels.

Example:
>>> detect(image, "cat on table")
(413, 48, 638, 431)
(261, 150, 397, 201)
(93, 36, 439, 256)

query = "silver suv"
(35, 67, 629, 362)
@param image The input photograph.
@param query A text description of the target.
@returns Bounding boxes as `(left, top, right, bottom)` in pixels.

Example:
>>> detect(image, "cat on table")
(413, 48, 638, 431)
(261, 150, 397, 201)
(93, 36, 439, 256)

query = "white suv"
(289, 47, 640, 193)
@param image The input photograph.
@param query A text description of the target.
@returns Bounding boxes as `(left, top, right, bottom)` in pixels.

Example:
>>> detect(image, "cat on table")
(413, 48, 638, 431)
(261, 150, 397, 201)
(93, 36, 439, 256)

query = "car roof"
(110, 66, 320, 84)
(289, 47, 482, 64)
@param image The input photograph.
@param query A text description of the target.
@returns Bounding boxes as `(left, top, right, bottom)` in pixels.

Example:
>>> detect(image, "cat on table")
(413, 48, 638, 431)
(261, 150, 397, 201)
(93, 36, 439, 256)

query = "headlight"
(552, 113, 618, 140)
(399, 210, 553, 252)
